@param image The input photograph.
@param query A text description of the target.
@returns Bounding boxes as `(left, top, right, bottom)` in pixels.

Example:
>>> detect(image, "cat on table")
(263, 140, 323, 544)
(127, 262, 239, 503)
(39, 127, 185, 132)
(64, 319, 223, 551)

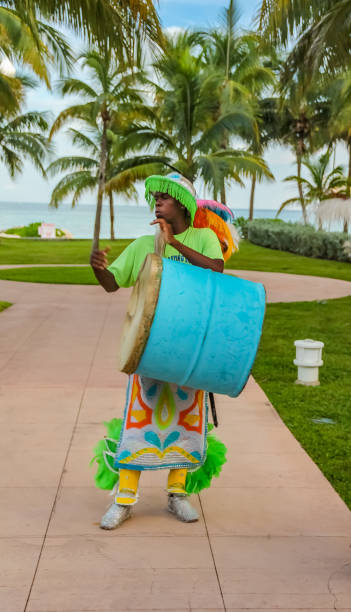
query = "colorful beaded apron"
(114, 374, 208, 471)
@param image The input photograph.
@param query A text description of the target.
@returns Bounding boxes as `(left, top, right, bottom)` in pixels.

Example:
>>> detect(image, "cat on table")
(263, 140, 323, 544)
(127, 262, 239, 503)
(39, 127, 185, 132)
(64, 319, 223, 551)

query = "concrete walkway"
(1, 273, 351, 612)
(1, 264, 351, 303)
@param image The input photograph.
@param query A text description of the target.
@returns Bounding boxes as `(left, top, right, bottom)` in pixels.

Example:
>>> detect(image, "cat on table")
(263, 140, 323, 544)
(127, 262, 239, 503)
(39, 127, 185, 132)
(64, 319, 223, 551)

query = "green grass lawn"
(0, 300, 12, 312)
(0, 237, 350, 282)
(253, 296, 351, 510)
(0, 238, 131, 265)
(0, 266, 98, 284)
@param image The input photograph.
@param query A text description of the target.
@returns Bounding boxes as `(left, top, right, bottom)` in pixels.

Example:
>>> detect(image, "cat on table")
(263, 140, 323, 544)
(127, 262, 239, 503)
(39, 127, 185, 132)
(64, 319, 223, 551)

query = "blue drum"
(119, 254, 266, 397)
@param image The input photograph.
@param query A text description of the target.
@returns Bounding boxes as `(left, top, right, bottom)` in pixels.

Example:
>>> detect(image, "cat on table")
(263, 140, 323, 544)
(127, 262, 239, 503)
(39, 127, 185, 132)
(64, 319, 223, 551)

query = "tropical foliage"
(198, 1, 277, 215)
(259, 0, 351, 77)
(48, 49, 171, 246)
(277, 152, 348, 224)
(0, 1, 162, 64)
(258, 0, 351, 233)
(47, 126, 166, 240)
(2, 0, 351, 247)
(121, 31, 273, 203)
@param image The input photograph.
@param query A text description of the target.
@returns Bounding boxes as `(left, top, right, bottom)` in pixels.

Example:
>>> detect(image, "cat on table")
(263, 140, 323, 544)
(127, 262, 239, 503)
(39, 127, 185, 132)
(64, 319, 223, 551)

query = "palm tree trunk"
(345, 143, 351, 234)
(249, 174, 256, 220)
(317, 199, 322, 231)
(220, 183, 226, 205)
(109, 191, 115, 240)
(92, 118, 108, 251)
(296, 145, 307, 224)
(225, 0, 233, 80)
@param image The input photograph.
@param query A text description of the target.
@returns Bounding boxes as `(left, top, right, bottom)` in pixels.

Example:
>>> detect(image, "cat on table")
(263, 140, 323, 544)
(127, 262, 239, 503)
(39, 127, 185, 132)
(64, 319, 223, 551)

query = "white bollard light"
(294, 339, 324, 386)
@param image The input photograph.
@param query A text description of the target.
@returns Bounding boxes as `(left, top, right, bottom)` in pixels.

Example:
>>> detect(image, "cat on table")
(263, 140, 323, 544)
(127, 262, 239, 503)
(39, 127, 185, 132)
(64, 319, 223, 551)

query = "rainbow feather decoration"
(196, 199, 234, 223)
(194, 200, 239, 259)
(194, 208, 235, 261)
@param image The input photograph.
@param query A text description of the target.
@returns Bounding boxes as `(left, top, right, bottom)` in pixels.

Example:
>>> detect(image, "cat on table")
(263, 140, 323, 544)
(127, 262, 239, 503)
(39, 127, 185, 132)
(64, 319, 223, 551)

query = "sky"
(0, 0, 348, 211)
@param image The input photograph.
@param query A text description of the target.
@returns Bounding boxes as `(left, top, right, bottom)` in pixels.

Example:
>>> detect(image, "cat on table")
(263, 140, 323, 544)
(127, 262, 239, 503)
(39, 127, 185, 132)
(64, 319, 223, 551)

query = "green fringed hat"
(145, 172, 197, 224)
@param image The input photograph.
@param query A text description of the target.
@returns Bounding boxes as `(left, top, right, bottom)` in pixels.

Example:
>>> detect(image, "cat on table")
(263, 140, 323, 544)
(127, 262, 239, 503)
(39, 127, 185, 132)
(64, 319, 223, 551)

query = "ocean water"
(0, 201, 305, 239)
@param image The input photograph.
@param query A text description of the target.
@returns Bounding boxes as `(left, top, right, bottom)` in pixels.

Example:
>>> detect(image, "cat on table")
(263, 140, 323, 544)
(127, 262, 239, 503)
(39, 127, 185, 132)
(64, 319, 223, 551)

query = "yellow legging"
(116, 468, 187, 505)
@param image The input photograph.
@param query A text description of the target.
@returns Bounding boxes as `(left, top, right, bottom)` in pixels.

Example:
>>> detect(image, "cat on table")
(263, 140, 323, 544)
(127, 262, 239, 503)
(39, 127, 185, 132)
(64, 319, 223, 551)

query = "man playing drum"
(90, 173, 225, 529)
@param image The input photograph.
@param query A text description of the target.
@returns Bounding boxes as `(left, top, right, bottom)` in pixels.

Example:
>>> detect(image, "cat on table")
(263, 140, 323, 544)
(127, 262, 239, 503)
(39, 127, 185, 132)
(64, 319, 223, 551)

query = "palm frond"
(49, 103, 94, 138)
(49, 170, 97, 208)
(0, 144, 22, 176)
(4, 132, 50, 175)
(197, 108, 258, 151)
(36, 20, 74, 75)
(212, 149, 274, 182)
(5, 0, 163, 58)
(276, 196, 304, 215)
(105, 162, 165, 194)
(6, 110, 49, 131)
(67, 128, 99, 154)
(197, 153, 243, 200)
(47, 156, 98, 176)
(283, 174, 311, 186)
(0, 73, 23, 113)
(0, 6, 50, 85)
(57, 78, 97, 99)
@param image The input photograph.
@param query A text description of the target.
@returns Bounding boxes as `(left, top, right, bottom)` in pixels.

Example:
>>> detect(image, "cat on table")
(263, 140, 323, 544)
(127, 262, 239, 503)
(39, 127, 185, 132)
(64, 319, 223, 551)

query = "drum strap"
(209, 392, 218, 427)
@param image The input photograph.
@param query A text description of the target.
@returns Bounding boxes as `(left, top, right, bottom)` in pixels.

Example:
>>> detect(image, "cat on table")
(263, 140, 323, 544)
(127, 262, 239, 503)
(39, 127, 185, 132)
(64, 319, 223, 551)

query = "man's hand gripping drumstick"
(90, 246, 119, 292)
(150, 218, 175, 245)
(90, 246, 111, 270)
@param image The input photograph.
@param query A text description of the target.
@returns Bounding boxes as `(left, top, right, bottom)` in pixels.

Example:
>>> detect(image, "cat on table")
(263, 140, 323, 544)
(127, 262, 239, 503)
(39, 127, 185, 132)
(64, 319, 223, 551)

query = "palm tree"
(277, 74, 331, 223)
(123, 32, 273, 202)
(248, 95, 281, 220)
(197, 1, 277, 213)
(259, 0, 351, 77)
(49, 49, 167, 246)
(50, 50, 137, 248)
(47, 126, 168, 239)
(277, 151, 347, 225)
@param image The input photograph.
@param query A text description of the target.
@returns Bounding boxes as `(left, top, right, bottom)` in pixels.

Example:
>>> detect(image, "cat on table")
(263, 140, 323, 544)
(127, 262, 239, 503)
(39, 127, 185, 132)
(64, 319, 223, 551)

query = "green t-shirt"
(108, 227, 223, 288)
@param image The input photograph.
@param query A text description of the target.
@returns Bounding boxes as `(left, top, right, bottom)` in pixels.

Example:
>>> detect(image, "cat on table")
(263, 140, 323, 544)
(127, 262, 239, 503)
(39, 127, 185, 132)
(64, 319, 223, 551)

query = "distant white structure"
(294, 339, 324, 386)
(38, 223, 56, 239)
(315, 198, 351, 230)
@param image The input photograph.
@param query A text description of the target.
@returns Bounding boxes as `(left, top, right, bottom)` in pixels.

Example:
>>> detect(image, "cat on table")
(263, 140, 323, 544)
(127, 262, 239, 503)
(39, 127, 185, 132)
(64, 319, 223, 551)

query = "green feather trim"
(91, 418, 227, 494)
(145, 175, 197, 224)
(90, 418, 123, 490)
(185, 430, 227, 494)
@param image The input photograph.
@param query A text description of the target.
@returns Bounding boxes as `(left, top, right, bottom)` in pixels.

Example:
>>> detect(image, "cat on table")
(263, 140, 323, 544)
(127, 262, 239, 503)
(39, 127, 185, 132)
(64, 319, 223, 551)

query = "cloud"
(0, 56, 15, 77)
(164, 26, 185, 37)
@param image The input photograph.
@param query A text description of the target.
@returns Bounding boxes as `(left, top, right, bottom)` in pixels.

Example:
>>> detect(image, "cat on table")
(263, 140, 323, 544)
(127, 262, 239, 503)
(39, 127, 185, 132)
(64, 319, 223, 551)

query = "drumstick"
(209, 392, 218, 427)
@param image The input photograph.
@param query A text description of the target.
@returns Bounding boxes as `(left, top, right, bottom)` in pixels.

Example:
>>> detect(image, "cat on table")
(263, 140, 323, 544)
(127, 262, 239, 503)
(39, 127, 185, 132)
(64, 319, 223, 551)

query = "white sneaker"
(100, 503, 132, 530)
(167, 494, 199, 522)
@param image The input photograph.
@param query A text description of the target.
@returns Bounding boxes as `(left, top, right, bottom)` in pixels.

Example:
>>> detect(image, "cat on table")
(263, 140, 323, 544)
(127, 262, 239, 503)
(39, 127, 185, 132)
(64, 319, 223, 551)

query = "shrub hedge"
(4, 222, 66, 238)
(248, 219, 350, 262)
(233, 216, 249, 239)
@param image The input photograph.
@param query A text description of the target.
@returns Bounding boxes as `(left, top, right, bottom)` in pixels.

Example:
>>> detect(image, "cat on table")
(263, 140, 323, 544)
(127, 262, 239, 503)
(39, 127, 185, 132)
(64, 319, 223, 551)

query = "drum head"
(119, 253, 163, 374)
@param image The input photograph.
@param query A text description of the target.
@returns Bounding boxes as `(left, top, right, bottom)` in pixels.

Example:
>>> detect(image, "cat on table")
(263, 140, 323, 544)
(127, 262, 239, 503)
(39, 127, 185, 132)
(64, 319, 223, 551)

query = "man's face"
(153, 192, 180, 222)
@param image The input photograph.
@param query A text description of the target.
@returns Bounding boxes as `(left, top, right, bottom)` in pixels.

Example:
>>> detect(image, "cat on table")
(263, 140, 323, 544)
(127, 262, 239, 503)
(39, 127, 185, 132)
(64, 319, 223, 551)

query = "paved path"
(1, 274, 351, 612)
(1, 265, 351, 303)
